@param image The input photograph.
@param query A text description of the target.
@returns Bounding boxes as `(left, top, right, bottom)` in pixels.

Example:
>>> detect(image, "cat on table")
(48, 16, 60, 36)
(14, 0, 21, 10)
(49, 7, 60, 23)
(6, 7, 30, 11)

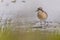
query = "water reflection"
(0, 16, 60, 32)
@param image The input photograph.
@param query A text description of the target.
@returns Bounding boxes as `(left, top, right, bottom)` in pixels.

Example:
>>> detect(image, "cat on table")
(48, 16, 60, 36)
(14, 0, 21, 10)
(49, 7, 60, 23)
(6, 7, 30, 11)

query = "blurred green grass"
(0, 27, 60, 40)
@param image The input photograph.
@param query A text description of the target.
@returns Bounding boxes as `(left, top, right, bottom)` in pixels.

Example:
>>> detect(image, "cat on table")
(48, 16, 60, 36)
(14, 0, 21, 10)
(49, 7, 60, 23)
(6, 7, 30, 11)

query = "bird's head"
(36, 7, 43, 12)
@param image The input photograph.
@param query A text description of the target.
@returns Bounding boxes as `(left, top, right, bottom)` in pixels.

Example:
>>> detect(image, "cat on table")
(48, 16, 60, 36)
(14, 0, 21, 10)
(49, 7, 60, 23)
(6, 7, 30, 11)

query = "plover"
(36, 7, 48, 28)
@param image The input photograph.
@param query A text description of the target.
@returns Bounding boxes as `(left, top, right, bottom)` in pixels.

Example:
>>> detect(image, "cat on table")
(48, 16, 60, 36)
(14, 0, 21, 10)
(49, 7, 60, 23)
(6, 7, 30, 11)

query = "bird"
(36, 7, 48, 28)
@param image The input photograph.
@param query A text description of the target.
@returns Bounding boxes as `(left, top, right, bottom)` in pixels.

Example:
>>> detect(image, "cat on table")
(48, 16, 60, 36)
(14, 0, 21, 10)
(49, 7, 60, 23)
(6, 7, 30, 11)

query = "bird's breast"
(37, 12, 48, 20)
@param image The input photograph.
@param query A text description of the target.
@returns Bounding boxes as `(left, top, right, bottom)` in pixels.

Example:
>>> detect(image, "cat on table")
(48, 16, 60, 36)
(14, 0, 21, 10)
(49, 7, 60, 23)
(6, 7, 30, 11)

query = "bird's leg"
(43, 20, 47, 28)
(40, 20, 43, 28)
(44, 20, 49, 28)
(44, 20, 46, 24)
(46, 21, 49, 26)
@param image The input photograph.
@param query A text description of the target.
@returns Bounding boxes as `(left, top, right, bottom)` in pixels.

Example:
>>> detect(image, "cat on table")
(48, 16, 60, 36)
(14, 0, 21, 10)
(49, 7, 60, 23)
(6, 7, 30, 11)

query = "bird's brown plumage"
(37, 8, 48, 21)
